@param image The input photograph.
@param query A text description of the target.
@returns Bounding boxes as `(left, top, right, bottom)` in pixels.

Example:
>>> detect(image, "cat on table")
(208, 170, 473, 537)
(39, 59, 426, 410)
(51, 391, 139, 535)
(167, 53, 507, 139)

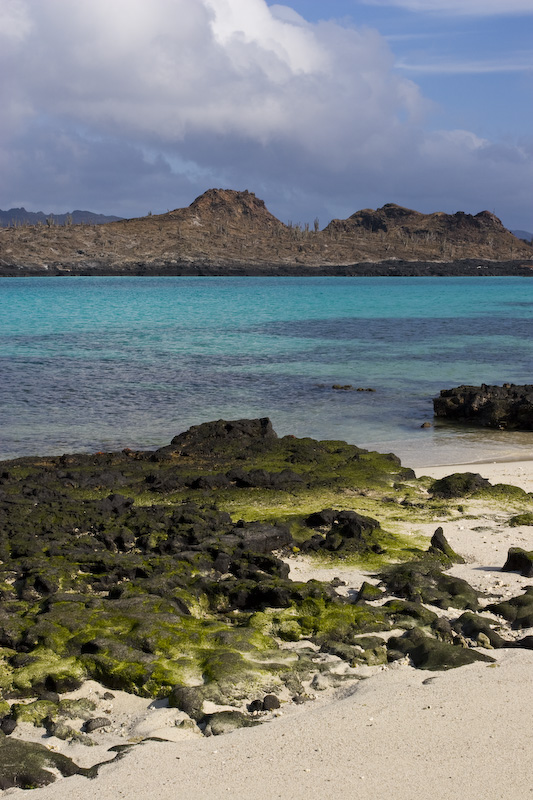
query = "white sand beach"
(5, 459, 533, 800)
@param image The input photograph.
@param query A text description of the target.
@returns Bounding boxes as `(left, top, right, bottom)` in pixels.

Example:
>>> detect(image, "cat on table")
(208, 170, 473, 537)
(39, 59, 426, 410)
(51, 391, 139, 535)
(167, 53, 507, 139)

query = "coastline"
(4, 455, 533, 799)
(1, 257, 533, 278)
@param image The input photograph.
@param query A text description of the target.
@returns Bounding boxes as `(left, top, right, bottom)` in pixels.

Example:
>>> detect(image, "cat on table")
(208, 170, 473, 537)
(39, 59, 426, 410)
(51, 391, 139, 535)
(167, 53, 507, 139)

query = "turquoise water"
(1, 276, 533, 467)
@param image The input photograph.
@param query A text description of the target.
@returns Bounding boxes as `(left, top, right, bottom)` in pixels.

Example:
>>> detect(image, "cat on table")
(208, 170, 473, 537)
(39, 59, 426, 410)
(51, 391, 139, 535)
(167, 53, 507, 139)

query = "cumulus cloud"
(0, 0, 531, 228)
(2, 0, 425, 149)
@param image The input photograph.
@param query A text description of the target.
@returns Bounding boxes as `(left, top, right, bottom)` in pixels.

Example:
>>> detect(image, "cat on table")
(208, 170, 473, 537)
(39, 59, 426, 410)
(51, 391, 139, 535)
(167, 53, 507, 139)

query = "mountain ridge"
(0, 207, 123, 228)
(0, 188, 531, 275)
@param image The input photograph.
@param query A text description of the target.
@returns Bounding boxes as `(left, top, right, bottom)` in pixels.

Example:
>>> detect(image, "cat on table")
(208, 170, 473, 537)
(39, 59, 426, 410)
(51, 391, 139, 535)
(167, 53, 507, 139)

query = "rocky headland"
(1, 189, 531, 276)
(2, 418, 533, 789)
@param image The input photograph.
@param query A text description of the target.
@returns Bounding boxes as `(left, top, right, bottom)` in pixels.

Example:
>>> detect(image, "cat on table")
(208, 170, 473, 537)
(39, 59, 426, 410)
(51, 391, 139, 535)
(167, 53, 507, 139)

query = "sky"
(1, 0, 532, 230)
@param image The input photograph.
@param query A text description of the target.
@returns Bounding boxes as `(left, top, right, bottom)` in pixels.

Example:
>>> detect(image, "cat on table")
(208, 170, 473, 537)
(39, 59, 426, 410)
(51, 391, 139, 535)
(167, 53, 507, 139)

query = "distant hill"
(511, 229, 533, 244)
(0, 188, 532, 275)
(0, 208, 123, 227)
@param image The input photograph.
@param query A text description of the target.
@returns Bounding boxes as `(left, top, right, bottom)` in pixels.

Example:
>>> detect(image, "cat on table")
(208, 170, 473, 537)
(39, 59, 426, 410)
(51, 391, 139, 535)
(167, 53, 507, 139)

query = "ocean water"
(1, 276, 532, 467)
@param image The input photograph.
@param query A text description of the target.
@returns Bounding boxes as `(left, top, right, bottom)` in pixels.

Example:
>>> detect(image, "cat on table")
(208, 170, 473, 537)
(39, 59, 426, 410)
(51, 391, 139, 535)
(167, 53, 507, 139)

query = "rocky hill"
(0, 189, 531, 276)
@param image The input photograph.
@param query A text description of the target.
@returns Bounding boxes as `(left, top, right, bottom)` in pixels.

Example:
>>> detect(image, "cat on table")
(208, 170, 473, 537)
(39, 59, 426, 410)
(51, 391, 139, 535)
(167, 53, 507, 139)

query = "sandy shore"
(5, 459, 533, 800)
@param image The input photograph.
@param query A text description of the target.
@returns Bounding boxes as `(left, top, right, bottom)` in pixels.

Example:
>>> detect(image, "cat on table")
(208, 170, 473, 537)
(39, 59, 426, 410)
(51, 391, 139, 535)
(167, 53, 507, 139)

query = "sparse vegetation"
(0, 189, 531, 275)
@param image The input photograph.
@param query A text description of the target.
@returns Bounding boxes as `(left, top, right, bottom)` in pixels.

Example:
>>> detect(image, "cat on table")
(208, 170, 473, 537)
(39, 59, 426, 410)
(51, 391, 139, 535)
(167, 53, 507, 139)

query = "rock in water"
(433, 383, 533, 430)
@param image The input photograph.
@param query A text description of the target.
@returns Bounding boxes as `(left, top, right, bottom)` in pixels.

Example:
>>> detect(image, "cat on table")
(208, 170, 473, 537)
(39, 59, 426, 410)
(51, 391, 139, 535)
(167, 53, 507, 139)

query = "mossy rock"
(387, 629, 495, 670)
(379, 559, 479, 611)
(488, 587, 533, 629)
(508, 512, 533, 527)
(453, 612, 507, 649)
(200, 649, 253, 683)
(428, 527, 465, 564)
(201, 710, 260, 736)
(0, 651, 14, 695)
(168, 679, 263, 722)
(11, 700, 59, 726)
(429, 473, 491, 498)
(0, 583, 16, 601)
(351, 643, 388, 666)
(168, 685, 206, 721)
(355, 582, 384, 602)
(320, 641, 360, 662)
(58, 698, 97, 720)
(277, 619, 302, 642)
(0, 417, 507, 707)
(82, 653, 151, 695)
(11, 650, 86, 697)
(45, 720, 94, 746)
(0, 734, 94, 789)
(383, 599, 438, 628)
(474, 483, 529, 502)
(501, 547, 533, 577)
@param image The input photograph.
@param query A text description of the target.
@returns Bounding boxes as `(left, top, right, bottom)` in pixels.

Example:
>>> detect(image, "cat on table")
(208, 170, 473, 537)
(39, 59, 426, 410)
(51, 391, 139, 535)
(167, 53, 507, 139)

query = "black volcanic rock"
(433, 384, 533, 430)
(161, 417, 277, 457)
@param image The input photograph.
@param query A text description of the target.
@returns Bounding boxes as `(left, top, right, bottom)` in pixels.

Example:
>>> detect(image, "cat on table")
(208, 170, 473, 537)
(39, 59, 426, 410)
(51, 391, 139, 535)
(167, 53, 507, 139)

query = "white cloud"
(396, 53, 533, 74)
(205, 0, 325, 75)
(0, 0, 33, 42)
(362, 0, 533, 15)
(0, 0, 426, 149)
(0, 0, 531, 229)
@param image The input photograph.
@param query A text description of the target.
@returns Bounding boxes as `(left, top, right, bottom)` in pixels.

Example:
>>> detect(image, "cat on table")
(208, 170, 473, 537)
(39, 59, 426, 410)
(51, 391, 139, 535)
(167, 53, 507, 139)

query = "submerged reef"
(1, 418, 533, 787)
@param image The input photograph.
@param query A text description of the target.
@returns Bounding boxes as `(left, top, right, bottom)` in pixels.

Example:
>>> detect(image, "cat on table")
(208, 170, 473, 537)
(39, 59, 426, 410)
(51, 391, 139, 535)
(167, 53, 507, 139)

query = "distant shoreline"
(1, 258, 533, 278)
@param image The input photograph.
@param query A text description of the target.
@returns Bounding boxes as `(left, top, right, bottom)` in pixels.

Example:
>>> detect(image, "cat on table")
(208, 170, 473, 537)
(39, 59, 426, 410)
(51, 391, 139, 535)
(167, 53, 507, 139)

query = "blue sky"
(1, 0, 531, 230)
(280, 0, 532, 140)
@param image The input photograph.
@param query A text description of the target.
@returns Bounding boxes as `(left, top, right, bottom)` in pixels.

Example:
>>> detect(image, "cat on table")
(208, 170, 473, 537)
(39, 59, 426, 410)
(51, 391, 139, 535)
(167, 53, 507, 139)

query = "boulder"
(434, 384, 533, 430)
(262, 694, 280, 711)
(502, 547, 533, 577)
(488, 587, 533, 629)
(303, 508, 384, 556)
(232, 522, 293, 554)
(0, 735, 93, 789)
(429, 473, 491, 498)
(201, 711, 259, 736)
(453, 612, 507, 649)
(164, 417, 277, 456)
(387, 628, 495, 670)
(83, 717, 111, 733)
(379, 559, 479, 611)
(428, 527, 465, 564)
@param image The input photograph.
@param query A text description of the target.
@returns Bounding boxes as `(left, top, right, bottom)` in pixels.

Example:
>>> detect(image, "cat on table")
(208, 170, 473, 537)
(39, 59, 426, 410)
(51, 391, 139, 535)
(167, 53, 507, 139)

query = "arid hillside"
(0, 188, 531, 275)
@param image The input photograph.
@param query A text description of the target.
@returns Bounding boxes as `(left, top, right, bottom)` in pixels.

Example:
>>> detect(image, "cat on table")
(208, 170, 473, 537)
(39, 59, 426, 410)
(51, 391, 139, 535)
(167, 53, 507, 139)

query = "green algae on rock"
(0, 416, 527, 771)
(0, 733, 96, 789)
(386, 628, 495, 670)
(379, 557, 479, 611)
